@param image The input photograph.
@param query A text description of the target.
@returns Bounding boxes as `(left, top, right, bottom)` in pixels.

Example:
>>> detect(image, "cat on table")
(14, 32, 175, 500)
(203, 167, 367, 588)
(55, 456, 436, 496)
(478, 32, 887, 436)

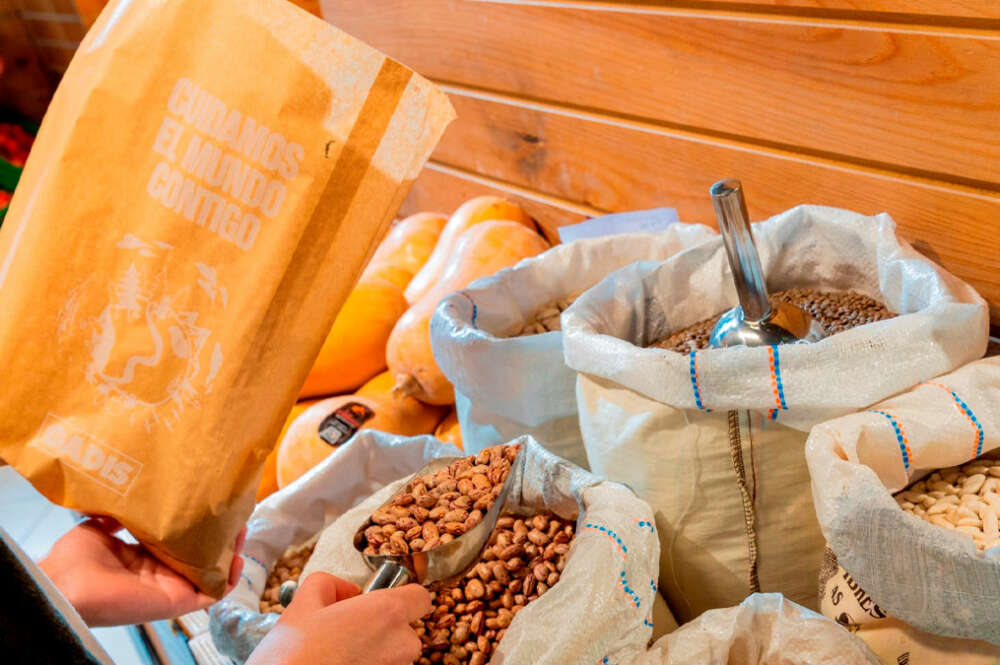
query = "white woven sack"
(431, 220, 715, 468)
(638, 593, 879, 665)
(209, 431, 461, 663)
(807, 357, 1000, 650)
(561, 206, 989, 623)
(301, 435, 667, 665)
(211, 432, 666, 665)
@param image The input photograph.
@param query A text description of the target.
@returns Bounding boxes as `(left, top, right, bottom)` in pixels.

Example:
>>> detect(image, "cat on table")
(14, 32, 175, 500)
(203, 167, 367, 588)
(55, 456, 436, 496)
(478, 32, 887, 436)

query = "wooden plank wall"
(0, 0, 58, 120)
(12, 0, 84, 74)
(321, 0, 1000, 328)
(10, 0, 324, 76)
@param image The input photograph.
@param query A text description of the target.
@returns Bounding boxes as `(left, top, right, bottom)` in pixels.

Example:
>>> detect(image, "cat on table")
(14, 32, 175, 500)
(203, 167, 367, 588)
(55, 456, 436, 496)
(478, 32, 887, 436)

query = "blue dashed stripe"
(245, 554, 267, 570)
(769, 345, 787, 410)
(688, 351, 711, 412)
(457, 291, 479, 328)
(584, 523, 628, 554)
(924, 382, 985, 458)
(868, 409, 911, 472)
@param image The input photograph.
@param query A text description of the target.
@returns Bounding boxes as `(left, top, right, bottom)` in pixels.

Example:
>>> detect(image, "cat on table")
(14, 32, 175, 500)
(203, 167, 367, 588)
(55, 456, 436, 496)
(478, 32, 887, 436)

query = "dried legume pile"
(413, 512, 576, 665)
(649, 288, 895, 352)
(894, 452, 1000, 550)
(259, 542, 316, 614)
(509, 292, 582, 336)
(360, 445, 519, 556)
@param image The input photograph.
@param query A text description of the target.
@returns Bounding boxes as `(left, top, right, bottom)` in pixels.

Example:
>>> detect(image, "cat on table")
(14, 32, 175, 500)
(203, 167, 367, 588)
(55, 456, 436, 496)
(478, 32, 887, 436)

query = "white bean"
(963, 474, 987, 495)
(927, 502, 951, 516)
(984, 510, 999, 541)
(930, 516, 954, 529)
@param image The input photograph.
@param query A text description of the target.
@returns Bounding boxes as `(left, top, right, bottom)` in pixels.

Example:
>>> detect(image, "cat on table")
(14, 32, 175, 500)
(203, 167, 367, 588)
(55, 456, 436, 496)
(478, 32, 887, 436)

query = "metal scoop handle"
(363, 560, 411, 593)
(710, 179, 771, 323)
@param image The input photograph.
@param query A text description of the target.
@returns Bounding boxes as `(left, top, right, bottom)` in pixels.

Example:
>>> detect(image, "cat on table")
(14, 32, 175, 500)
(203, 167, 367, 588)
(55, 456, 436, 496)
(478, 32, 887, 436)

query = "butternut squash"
(256, 399, 319, 502)
(276, 392, 445, 488)
(362, 212, 447, 288)
(388, 220, 550, 405)
(357, 370, 396, 397)
(299, 275, 408, 399)
(403, 197, 534, 305)
(434, 410, 463, 450)
(299, 213, 445, 398)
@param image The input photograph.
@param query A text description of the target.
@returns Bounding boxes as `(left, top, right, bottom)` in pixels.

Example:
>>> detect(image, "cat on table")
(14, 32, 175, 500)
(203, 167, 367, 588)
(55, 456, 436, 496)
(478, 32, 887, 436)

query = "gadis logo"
(32, 414, 142, 495)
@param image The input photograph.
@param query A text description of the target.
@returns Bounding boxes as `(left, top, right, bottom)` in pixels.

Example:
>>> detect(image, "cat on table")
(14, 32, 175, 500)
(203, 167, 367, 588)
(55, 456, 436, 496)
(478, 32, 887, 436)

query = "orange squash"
(357, 370, 396, 397)
(404, 197, 534, 305)
(434, 411, 463, 450)
(388, 220, 550, 405)
(299, 275, 408, 399)
(276, 392, 446, 488)
(256, 399, 319, 501)
(362, 212, 447, 289)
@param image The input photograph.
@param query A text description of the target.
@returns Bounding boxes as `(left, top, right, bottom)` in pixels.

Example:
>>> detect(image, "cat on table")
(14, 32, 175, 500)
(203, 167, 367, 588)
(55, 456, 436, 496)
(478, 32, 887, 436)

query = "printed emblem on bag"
(31, 413, 143, 495)
(56, 234, 226, 431)
(318, 402, 375, 446)
(823, 563, 887, 631)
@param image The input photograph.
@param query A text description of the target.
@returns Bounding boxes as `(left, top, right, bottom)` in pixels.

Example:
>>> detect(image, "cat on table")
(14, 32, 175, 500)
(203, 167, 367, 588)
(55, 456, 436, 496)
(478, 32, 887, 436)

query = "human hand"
(247, 573, 431, 665)
(39, 516, 245, 626)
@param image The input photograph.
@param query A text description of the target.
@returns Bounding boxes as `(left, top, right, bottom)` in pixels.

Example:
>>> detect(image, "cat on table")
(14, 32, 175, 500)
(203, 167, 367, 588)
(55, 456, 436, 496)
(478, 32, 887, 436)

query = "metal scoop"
(708, 178, 824, 348)
(353, 448, 523, 593)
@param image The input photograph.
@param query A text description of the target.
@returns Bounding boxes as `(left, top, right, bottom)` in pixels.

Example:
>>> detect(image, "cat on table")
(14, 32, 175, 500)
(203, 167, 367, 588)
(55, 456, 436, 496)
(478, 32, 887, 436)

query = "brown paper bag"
(0, 0, 453, 597)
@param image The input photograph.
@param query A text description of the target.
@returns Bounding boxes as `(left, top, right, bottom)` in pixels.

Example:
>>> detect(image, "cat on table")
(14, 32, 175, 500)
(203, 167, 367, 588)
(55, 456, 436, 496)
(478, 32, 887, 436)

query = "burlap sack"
(561, 206, 988, 622)
(0, 0, 452, 596)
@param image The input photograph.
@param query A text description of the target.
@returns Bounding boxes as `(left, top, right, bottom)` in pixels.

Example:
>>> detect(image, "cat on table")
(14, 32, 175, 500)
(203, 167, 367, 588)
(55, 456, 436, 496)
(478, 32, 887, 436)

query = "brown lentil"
(649, 289, 895, 352)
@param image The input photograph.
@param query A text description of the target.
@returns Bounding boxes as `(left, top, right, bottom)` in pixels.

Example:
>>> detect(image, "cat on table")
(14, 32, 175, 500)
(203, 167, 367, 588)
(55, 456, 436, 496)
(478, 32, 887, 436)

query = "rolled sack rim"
(430, 226, 717, 425)
(805, 419, 1000, 646)
(562, 205, 989, 419)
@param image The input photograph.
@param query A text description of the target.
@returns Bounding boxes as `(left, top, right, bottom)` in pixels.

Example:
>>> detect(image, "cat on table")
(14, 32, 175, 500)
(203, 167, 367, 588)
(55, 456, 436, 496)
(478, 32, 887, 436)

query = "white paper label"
(556, 207, 680, 243)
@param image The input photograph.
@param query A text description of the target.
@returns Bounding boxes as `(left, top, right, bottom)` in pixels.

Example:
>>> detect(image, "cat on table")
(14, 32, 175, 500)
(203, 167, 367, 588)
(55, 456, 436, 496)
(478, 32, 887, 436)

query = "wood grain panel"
(17, 16, 85, 42)
(402, 164, 590, 242)
(0, 2, 57, 120)
(31, 43, 74, 71)
(431, 90, 1000, 323)
(322, 0, 1000, 186)
(597, 1, 1000, 21)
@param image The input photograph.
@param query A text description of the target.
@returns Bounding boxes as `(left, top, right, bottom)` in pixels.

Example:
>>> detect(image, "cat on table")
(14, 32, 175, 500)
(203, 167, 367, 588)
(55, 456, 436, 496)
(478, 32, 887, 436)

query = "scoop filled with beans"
(894, 452, 1000, 550)
(413, 512, 576, 665)
(649, 288, 895, 352)
(360, 444, 519, 557)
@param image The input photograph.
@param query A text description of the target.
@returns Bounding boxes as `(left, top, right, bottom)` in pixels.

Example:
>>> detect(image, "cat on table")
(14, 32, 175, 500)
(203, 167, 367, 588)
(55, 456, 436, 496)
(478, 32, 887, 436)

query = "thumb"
(285, 573, 359, 614)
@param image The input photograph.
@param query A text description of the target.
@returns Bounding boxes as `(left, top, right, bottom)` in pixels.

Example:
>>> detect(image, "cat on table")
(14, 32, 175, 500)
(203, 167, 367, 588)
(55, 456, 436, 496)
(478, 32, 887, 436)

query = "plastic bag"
(430, 219, 714, 467)
(807, 357, 1000, 655)
(561, 206, 988, 622)
(0, 0, 453, 596)
(638, 593, 879, 665)
(211, 432, 666, 665)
